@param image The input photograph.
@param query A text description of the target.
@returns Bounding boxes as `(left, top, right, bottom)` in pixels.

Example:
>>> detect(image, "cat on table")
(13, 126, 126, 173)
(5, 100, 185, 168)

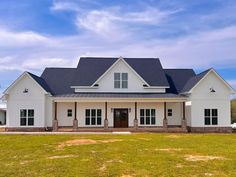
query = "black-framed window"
(85, 109, 102, 126)
(20, 109, 34, 126)
(204, 109, 218, 125)
(140, 109, 156, 125)
(114, 73, 128, 88)
(168, 109, 172, 116)
(67, 109, 72, 117)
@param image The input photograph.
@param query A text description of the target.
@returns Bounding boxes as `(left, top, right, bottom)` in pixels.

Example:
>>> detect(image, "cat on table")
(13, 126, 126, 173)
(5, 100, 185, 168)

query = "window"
(204, 109, 218, 125)
(20, 109, 34, 126)
(168, 109, 172, 116)
(114, 73, 128, 88)
(140, 109, 156, 125)
(67, 109, 72, 117)
(85, 109, 102, 126)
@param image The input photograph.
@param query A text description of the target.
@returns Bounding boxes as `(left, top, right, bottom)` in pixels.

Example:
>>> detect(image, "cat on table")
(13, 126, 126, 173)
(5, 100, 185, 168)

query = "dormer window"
(114, 73, 128, 88)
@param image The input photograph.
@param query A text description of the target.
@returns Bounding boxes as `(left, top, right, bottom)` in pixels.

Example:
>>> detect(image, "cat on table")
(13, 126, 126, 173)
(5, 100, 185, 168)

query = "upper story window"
(114, 73, 128, 89)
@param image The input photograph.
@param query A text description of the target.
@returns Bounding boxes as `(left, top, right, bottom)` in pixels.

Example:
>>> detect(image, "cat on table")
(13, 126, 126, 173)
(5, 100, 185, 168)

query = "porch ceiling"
(53, 93, 187, 102)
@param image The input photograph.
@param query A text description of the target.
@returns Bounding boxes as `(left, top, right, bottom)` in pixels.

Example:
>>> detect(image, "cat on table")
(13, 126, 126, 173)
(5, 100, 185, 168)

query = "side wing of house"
(185, 69, 235, 132)
(3, 72, 53, 130)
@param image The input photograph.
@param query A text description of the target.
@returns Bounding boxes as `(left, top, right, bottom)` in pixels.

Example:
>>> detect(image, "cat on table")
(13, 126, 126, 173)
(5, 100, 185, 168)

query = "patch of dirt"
(166, 135, 181, 138)
(107, 159, 123, 163)
(205, 173, 213, 176)
(138, 138, 150, 141)
(99, 164, 107, 172)
(58, 139, 122, 149)
(48, 155, 79, 159)
(184, 155, 226, 162)
(155, 148, 183, 152)
(176, 163, 184, 168)
(20, 160, 33, 165)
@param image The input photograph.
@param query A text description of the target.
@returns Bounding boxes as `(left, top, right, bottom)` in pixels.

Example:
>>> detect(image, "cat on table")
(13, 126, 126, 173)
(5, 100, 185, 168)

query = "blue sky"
(0, 0, 236, 96)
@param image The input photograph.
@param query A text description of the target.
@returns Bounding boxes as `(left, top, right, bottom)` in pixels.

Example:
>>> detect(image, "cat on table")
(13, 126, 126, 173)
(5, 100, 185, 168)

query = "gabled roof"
(181, 68, 235, 93)
(72, 57, 169, 87)
(41, 68, 77, 95)
(27, 72, 52, 93)
(164, 69, 196, 94)
(3, 72, 51, 95)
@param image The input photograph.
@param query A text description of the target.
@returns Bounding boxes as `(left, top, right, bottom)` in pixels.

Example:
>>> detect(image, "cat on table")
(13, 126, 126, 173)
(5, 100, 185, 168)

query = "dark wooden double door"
(114, 109, 128, 128)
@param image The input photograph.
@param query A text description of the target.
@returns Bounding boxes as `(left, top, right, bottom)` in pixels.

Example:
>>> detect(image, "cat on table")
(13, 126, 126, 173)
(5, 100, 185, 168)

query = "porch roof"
(54, 92, 186, 99)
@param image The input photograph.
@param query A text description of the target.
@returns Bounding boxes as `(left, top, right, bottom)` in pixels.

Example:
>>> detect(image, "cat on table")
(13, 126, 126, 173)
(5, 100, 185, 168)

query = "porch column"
(53, 102, 58, 131)
(163, 102, 168, 131)
(181, 102, 187, 132)
(104, 102, 108, 130)
(134, 102, 138, 130)
(73, 102, 78, 131)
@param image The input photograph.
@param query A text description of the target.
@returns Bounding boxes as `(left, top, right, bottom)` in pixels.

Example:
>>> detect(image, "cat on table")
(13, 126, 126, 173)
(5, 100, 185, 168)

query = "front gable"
(74, 58, 167, 93)
(190, 70, 235, 99)
(3, 72, 48, 100)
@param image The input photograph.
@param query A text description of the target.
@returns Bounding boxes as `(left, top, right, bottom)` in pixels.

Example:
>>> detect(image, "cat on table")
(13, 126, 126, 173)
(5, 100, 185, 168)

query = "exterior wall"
(75, 59, 166, 93)
(166, 102, 182, 126)
(107, 102, 135, 127)
(6, 74, 46, 128)
(137, 102, 164, 127)
(77, 102, 105, 127)
(55, 102, 180, 128)
(57, 102, 75, 127)
(45, 97, 53, 127)
(0, 110, 6, 125)
(189, 72, 232, 128)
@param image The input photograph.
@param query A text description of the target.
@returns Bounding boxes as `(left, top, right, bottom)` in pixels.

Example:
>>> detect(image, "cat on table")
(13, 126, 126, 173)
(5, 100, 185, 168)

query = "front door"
(114, 109, 128, 128)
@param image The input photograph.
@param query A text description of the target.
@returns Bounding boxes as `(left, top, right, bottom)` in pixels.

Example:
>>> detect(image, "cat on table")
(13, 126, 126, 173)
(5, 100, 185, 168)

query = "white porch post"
(163, 102, 168, 131)
(134, 102, 138, 130)
(73, 102, 78, 131)
(181, 102, 187, 132)
(104, 102, 108, 130)
(53, 102, 58, 131)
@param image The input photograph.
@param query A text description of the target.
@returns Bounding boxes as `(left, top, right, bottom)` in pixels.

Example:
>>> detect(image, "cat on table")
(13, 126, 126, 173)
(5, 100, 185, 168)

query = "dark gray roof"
(27, 57, 205, 96)
(72, 57, 169, 87)
(41, 68, 76, 95)
(55, 93, 186, 98)
(73, 57, 117, 86)
(27, 72, 52, 93)
(181, 69, 211, 93)
(164, 69, 196, 94)
(124, 58, 169, 87)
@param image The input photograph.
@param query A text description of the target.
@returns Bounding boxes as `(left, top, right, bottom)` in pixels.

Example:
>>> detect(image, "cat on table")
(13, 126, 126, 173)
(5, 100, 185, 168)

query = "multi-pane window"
(204, 109, 218, 125)
(85, 109, 102, 126)
(140, 109, 156, 125)
(114, 73, 128, 88)
(20, 109, 34, 126)
(67, 109, 72, 117)
(168, 109, 172, 116)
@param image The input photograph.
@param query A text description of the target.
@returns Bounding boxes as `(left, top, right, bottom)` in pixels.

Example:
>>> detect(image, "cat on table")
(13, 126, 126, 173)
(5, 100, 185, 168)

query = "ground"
(0, 133, 235, 177)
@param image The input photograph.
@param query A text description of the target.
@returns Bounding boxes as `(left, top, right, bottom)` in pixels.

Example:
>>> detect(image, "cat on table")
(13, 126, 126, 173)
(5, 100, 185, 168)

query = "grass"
(0, 133, 236, 177)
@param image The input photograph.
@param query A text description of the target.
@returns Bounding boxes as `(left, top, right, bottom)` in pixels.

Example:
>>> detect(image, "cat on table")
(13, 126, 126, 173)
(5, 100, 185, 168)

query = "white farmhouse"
(2, 57, 235, 132)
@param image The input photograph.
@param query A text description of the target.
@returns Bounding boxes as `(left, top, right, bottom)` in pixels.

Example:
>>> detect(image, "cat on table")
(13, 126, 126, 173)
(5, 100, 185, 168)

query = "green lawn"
(0, 133, 235, 177)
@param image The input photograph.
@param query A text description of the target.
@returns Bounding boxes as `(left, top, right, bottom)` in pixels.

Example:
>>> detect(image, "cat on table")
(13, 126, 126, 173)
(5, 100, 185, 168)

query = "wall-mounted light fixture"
(210, 87, 216, 93)
(23, 88, 29, 93)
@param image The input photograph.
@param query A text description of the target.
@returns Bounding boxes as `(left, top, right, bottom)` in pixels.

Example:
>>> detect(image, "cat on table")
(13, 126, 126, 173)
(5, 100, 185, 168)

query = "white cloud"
(0, 29, 50, 47)
(22, 58, 74, 70)
(51, 1, 80, 11)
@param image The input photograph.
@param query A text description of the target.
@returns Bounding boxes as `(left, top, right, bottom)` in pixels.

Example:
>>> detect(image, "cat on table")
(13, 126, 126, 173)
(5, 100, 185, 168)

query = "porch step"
(112, 131, 131, 134)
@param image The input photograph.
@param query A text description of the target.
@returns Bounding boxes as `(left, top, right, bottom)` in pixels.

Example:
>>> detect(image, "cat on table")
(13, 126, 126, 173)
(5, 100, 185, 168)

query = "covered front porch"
(52, 94, 188, 132)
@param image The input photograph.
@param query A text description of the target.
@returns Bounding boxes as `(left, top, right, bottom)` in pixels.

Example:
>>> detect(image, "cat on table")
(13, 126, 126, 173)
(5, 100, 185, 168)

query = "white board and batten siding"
(5, 74, 49, 128)
(188, 71, 232, 127)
